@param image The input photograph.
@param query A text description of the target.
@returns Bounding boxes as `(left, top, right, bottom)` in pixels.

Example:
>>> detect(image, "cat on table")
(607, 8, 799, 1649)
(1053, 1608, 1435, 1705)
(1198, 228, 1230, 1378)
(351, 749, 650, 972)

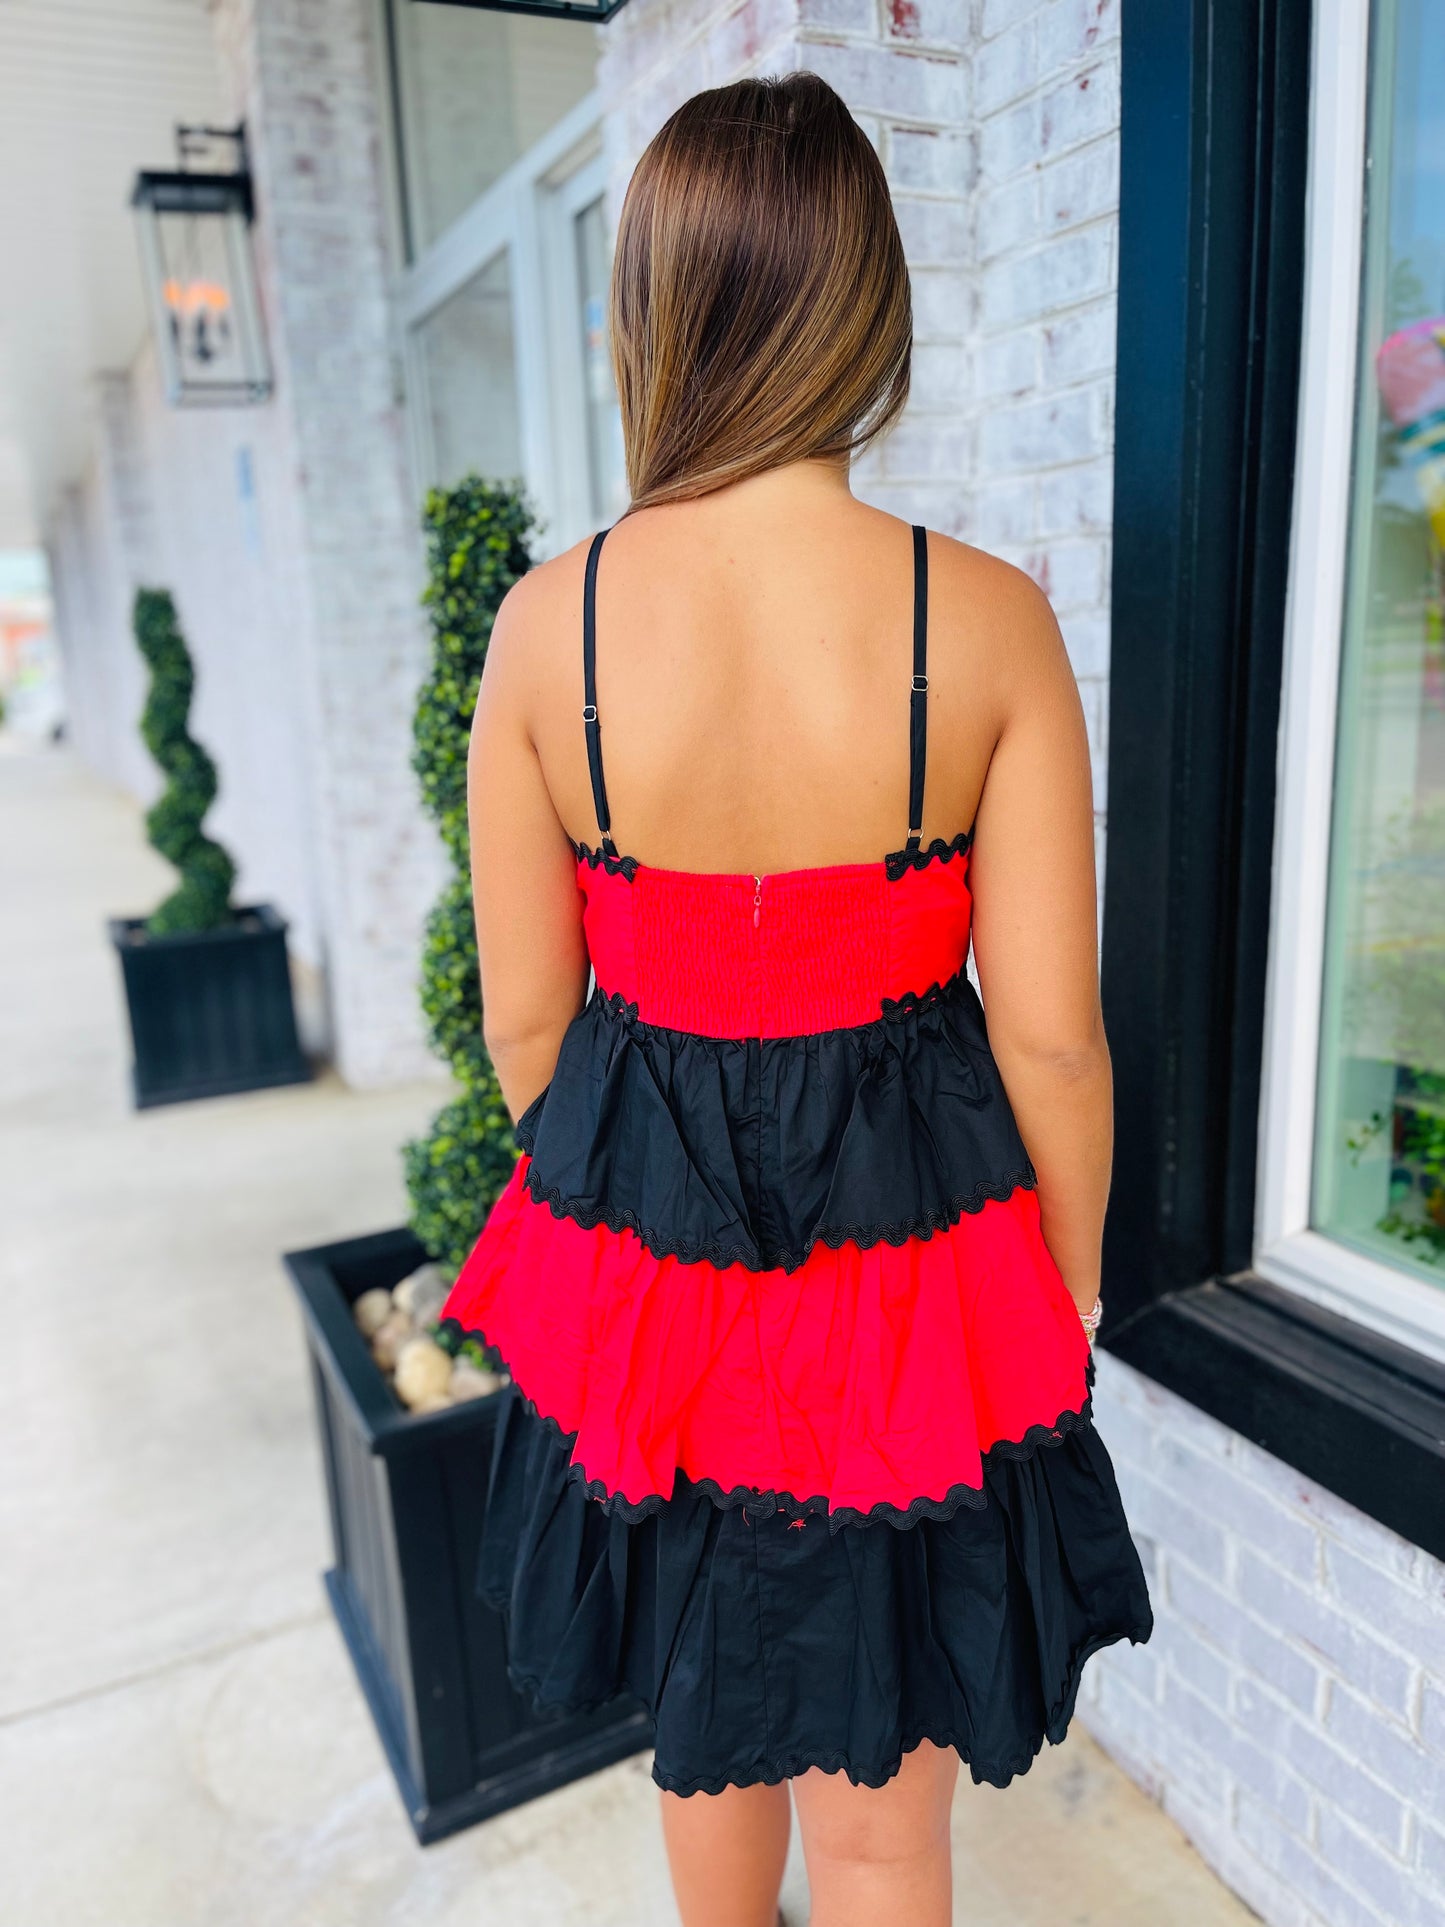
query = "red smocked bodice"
(576, 847, 975, 1036)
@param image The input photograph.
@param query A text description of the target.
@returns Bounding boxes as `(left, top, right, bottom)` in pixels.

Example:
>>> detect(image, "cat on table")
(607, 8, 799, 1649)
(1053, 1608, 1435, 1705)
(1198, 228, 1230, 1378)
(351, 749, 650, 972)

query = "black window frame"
(1099, 0, 1445, 1561)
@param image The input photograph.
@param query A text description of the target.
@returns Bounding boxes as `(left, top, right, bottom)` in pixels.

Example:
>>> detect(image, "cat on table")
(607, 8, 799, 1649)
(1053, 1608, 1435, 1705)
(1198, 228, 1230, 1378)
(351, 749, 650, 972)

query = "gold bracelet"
(1079, 1294, 1103, 1343)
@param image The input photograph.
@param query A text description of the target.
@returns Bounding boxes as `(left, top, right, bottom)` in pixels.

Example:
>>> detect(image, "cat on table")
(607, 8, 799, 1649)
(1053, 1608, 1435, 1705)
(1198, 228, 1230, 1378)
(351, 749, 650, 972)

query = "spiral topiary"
(133, 587, 237, 937)
(403, 478, 538, 1276)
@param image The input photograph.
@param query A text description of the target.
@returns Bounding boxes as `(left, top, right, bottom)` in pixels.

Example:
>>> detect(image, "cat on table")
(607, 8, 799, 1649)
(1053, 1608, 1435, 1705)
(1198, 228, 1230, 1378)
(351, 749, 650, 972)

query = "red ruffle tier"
(437, 1156, 1092, 1524)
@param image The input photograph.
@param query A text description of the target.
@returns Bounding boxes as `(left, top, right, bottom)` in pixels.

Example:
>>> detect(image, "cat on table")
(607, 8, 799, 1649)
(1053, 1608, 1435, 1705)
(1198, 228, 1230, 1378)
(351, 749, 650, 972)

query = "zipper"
(752, 874, 763, 928)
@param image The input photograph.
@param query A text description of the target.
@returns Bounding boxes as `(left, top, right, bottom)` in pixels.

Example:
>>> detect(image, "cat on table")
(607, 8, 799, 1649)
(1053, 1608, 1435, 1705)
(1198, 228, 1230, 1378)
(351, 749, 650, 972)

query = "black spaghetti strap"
(582, 527, 617, 856)
(905, 524, 929, 853)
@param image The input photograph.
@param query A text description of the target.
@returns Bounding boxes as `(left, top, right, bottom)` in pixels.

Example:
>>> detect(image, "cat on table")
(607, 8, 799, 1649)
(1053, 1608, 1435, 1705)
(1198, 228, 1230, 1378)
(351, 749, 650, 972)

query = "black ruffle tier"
(474, 1353, 1155, 1796)
(517, 964, 1037, 1274)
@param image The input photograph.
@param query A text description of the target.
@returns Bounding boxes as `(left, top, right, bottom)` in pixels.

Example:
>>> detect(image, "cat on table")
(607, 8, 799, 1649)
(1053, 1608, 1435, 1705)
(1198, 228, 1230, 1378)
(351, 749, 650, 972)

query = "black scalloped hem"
(651, 1628, 1143, 1796)
(516, 1163, 1039, 1276)
(485, 1569, 1148, 1797)
(434, 1319, 1096, 1531)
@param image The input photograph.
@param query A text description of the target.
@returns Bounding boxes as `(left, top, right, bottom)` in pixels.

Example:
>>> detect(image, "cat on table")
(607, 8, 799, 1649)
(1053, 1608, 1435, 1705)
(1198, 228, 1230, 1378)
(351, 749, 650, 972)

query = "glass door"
(387, 0, 617, 551)
(409, 248, 522, 491)
(539, 153, 628, 543)
(574, 192, 628, 524)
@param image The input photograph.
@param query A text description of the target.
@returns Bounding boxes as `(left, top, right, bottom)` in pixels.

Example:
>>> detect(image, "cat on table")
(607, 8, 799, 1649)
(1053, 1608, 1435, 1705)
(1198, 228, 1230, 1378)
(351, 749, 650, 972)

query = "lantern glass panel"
(393, 3, 597, 255)
(145, 203, 269, 400)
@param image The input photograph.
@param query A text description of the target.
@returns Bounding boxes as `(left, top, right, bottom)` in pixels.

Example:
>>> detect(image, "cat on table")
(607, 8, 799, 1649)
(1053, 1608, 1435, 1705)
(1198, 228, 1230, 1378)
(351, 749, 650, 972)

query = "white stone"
(393, 1333, 454, 1410)
(450, 1361, 506, 1402)
(351, 1288, 393, 1338)
(369, 1310, 415, 1373)
(392, 1262, 450, 1327)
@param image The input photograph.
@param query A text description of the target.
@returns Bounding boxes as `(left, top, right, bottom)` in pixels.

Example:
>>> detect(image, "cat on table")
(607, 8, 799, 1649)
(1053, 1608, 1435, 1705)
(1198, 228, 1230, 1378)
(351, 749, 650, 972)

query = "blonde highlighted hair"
(609, 73, 912, 510)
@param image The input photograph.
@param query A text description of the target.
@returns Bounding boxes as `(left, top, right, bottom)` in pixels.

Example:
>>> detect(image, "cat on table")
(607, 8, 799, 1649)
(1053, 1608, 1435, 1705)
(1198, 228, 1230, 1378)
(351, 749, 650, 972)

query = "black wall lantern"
(407, 2, 631, 18)
(131, 125, 273, 407)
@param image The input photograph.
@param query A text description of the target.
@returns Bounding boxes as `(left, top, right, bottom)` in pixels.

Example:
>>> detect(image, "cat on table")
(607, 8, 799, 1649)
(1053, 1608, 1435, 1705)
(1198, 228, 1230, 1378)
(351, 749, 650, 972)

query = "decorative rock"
(353, 1287, 394, 1338)
(394, 1333, 454, 1410)
(449, 1361, 504, 1402)
(370, 1309, 415, 1372)
(393, 1262, 450, 1328)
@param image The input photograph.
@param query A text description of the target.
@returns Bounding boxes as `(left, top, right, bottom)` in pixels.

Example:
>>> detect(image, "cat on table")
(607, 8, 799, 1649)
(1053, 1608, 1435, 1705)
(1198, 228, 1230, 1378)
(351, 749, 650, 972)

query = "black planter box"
(284, 1226, 652, 1844)
(109, 902, 311, 1108)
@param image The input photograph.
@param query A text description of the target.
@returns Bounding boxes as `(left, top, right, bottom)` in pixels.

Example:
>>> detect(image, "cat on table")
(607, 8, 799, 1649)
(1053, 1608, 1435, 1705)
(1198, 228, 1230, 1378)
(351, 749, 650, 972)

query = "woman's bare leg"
(791, 1738, 959, 1927)
(659, 1779, 792, 1927)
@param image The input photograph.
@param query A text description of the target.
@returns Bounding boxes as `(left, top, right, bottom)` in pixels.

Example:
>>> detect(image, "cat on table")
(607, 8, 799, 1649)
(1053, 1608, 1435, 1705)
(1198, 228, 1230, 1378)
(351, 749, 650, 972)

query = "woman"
(436, 72, 1153, 1927)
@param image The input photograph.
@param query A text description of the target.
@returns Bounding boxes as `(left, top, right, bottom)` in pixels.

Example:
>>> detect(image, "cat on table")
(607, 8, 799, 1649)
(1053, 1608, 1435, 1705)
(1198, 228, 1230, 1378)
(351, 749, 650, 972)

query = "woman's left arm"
(467, 574, 591, 1120)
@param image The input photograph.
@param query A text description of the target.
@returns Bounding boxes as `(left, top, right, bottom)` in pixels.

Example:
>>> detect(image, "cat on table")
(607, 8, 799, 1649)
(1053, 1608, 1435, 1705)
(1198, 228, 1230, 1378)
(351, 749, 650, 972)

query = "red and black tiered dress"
(436, 523, 1154, 1796)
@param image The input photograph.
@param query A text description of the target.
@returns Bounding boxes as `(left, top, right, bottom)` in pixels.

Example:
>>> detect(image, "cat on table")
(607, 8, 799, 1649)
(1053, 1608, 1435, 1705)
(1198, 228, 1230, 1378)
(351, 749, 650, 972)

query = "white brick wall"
(968, 0, 1115, 837)
(1089, 1350, 1445, 1927)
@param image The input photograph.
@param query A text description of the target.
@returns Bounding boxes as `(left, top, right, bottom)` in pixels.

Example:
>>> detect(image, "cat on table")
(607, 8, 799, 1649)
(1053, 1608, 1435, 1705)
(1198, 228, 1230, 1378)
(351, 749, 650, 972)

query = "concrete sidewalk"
(0, 740, 1258, 1926)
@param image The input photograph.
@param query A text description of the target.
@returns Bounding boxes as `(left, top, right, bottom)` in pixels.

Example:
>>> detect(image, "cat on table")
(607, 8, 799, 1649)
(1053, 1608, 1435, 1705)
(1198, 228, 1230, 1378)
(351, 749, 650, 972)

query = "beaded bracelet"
(1079, 1293, 1103, 1345)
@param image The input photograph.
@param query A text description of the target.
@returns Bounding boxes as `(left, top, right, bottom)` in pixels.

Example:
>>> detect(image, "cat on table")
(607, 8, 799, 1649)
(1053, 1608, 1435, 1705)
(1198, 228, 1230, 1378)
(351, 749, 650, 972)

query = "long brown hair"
(609, 73, 912, 510)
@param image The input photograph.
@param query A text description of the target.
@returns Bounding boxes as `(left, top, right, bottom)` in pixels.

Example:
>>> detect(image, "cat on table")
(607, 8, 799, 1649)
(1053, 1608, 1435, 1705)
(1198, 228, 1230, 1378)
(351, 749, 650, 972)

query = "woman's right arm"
(965, 572, 1112, 1319)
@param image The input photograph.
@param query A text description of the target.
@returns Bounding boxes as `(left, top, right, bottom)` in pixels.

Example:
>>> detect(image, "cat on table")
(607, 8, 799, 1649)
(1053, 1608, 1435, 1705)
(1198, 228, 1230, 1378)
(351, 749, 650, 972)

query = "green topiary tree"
(133, 587, 237, 937)
(403, 478, 538, 1276)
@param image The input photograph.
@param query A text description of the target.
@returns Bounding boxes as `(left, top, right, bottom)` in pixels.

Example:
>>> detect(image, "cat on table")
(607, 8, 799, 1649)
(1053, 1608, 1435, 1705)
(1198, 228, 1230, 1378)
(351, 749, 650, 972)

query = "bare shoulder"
(926, 531, 1064, 656)
(487, 532, 593, 652)
(921, 528, 1076, 718)
(476, 531, 595, 712)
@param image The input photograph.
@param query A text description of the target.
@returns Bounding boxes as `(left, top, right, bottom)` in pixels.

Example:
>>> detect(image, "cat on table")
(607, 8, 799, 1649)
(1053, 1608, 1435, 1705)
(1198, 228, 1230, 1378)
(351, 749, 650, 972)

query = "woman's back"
(473, 458, 1100, 1079)
(510, 467, 1025, 878)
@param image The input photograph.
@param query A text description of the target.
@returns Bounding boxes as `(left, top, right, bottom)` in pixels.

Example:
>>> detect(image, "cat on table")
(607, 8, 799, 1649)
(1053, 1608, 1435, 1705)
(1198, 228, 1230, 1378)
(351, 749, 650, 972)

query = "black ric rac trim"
(520, 1162, 1038, 1275)
(883, 829, 975, 880)
(588, 964, 980, 1038)
(591, 985, 641, 1025)
(434, 1320, 1095, 1531)
(879, 975, 969, 1019)
(572, 837, 639, 880)
(573, 829, 973, 887)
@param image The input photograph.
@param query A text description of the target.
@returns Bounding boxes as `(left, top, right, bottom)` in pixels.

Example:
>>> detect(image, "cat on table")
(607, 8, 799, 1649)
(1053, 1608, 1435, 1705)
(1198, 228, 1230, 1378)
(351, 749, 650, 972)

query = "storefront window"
(390, 3, 597, 257)
(411, 251, 521, 490)
(574, 194, 628, 523)
(1315, 0, 1445, 1280)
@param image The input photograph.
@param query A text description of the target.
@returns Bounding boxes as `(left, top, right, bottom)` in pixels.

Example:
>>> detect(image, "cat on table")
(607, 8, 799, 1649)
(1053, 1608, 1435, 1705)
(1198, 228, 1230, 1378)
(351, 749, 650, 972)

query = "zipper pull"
(752, 875, 762, 928)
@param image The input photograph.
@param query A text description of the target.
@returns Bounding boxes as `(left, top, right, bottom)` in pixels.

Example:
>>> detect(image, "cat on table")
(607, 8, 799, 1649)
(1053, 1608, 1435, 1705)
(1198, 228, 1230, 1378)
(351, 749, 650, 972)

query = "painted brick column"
(210, 0, 441, 1088)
